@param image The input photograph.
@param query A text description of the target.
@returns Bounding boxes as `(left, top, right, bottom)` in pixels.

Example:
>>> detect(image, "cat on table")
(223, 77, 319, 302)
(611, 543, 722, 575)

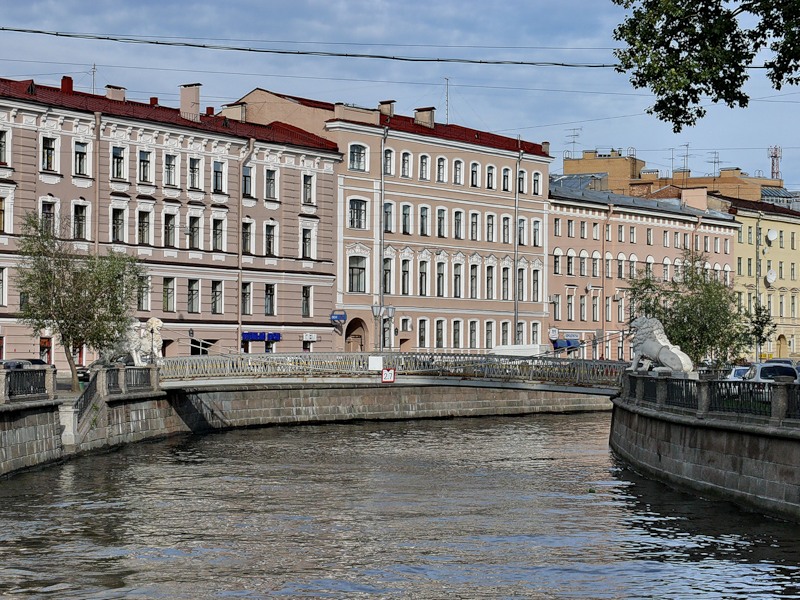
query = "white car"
(741, 363, 799, 384)
(724, 366, 750, 381)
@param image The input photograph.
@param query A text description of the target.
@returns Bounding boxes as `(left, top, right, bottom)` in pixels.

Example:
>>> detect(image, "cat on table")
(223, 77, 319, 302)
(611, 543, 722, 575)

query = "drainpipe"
(378, 127, 388, 351)
(93, 112, 101, 254)
(513, 148, 522, 344)
(603, 204, 614, 359)
(755, 211, 763, 361)
(238, 138, 256, 352)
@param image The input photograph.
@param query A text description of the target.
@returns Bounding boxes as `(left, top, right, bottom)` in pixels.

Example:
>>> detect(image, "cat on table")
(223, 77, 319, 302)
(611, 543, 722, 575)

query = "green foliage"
(627, 250, 747, 364)
(745, 303, 777, 348)
(15, 212, 144, 390)
(612, 0, 800, 131)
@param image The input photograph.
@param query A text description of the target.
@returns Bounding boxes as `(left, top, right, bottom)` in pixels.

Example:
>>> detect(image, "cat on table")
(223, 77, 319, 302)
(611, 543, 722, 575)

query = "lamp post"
(371, 304, 395, 351)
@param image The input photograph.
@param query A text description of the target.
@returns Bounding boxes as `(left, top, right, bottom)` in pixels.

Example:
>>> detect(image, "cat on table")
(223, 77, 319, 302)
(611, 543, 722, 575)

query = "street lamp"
(371, 304, 395, 351)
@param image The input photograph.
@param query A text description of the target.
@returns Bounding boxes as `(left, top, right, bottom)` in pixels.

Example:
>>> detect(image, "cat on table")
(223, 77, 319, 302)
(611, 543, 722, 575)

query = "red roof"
(713, 193, 800, 219)
(270, 90, 548, 157)
(0, 77, 338, 153)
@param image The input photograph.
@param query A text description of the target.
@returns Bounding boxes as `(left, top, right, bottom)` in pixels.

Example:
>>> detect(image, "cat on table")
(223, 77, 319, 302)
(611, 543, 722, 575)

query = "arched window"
(532, 172, 541, 195)
(349, 144, 367, 171)
(453, 160, 463, 185)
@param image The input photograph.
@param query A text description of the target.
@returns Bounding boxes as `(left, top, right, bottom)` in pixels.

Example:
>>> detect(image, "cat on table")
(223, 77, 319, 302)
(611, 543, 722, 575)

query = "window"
(349, 144, 366, 171)
(516, 268, 525, 300)
(554, 218, 562, 236)
(209, 218, 223, 251)
(674, 232, 681, 248)
(532, 269, 540, 302)
(73, 204, 87, 240)
(553, 253, 562, 275)
(136, 276, 150, 311)
(383, 202, 393, 233)
(629, 227, 636, 243)
(486, 266, 495, 300)
(301, 286, 312, 317)
(302, 174, 314, 204)
(454, 211, 463, 239)
(502, 217, 510, 244)
(517, 170, 526, 193)
(163, 213, 176, 247)
(567, 220, 575, 238)
(566, 254, 575, 276)
(502, 322, 510, 344)
(189, 157, 201, 189)
(502, 168, 510, 191)
(502, 267, 509, 300)
(188, 215, 200, 250)
(401, 152, 411, 177)
(486, 215, 495, 242)
(617, 225, 624, 242)
(241, 282, 252, 315)
(401, 205, 411, 234)
(567, 295, 574, 321)
(164, 154, 177, 187)
(419, 261, 428, 296)
(452, 320, 461, 349)
(210, 161, 224, 193)
(41, 137, 56, 171)
(348, 256, 366, 293)
(469, 321, 478, 349)
(111, 208, 125, 243)
(418, 319, 428, 348)
(419, 207, 429, 236)
(74, 142, 88, 176)
(112, 146, 125, 179)
(435, 319, 444, 348)
(0, 131, 6, 165)
(454, 160, 463, 184)
(485, 321, 494, 349)
(401, 259, 410, 295)
(532, 221, 541, 247)
(470, 162, 479, 187)
(383, 149, 393, 175)
(470, 213, 479, 241)
(646, 228, 653, 245)
(518, 218, 527, 245)
(162, 277, 175, 312)
(301, 228, 312, 259)
(605, 224, 611, 242)
(470, 264, 478, 299)
(532, 172, 541, 195)
(187, 279, 200, 313)
(593, 223, 600, 240)
(211, 280, 223, 314)
(486, 166, 495, 189)
(453, 264, 462, 298)
(137, 211, 151, 245)
(265, 284, 276, 315)
(436, 262, 445, 297)
(265, 169, 277, 199)
(242, 166, 252, 197)
(241, 221, 252, 254)
(436, 157, 446, 182)
(592, 296, 599, 321)
(349, 199, 367, 229)
(383, 258, 392, 295)
(419, 155, 429, 180)
(139, 151, 152, 183)
(437, 208, 446, 237)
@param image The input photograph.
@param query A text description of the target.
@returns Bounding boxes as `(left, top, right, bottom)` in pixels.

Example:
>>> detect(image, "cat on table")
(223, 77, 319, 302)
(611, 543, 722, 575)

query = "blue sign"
(267, 332, 282, 342)
(241, 332, 266, 342)
(330, 310, 347, 323)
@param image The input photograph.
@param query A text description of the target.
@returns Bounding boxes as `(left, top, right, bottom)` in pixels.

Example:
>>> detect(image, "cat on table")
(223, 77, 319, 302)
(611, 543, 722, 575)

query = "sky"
(2, 0, 799, 189)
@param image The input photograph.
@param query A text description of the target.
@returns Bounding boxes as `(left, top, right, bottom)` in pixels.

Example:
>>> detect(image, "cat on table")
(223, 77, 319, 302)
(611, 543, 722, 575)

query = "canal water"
(1, 412, 799, 599)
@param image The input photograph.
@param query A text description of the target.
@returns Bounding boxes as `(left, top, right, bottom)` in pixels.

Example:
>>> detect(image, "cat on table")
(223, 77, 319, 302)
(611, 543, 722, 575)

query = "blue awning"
(552, 339, 580, 349)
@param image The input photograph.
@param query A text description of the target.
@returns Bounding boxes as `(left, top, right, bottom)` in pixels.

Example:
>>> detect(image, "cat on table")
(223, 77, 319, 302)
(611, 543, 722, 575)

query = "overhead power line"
(0, 27, 618, 68)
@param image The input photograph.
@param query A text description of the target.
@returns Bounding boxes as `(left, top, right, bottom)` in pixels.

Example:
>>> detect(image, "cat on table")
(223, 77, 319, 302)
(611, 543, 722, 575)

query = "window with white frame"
(241, 221, 253, 254)
(73, 203, 88, 240)
(435, 319, 445, 348)
(187, 279, 200, 313)
(212, 217, 225, 252)
(301, 225, 315, 259)
(111, 206, 126, 243)
(501, 267, 510, 300)
(418, 261, 428, 296)
(453, 263, 462, 298)
(419, 155, 429, 180)
(453, 160, 463, 185)
(162, 277, 175, 312)
(265, 283, 276, 315)
(382, 258, 392, 295)
(111, 146, 126, 179)
(265, 168, 277, 199)
(211, 280, 223, 314)
(452, 319, 462, 349)
(349, 199, 367, 229)
(137, 210, 152, 245)
(242, 165, 253, 197)
(212, 160, 225, 193)
(164, 153, 178, 187)
(265, 222, 277, 256)
(383, 148, 394, 175)
(74, 141, 88, 176)
(401, 152, 411, 178)
(348, 256, 367, 293)
(139, 150, 153, 183)
(418, 318, 428, 348)
(187, 215, 201, 249)
(532, 172, 541, 195)
(137, 275, 150, 311)
(486, 165, 495, 189)
(436, 157, 446, 183)
(41, 136, 57, 172)
(436, 262, 446, 297)
(486, 265, 495, 300)
(188, 157, 201, 189)
(383, 202, 393, 233)
(302, 173, 315, 204)
(419, 206, 429, 236)
(401, 259, 410, 295)
(486, 214, 495, 242)
(163, 212, 177, 248)
(470, 212, 479, 241)
(485, 321, 494, 349)
(502, 217, 510, 243)
(469, 320, 478, 348)
(401, 204, 412, 234)
(241, 281, 252, 315)
(532, 269, 540, 302)
(0, 130, 8, 165)
(301, 285, 312, 317)
(470, 162, 479, 187)
(470, 264, 478, 299)
(532, 220, 541, 246)
(517, 170, 526, 193)
(437, 208, 447, 237)
(349, 144, 367, 171)
(453, 210, 463, 239)
(502, 167, 510, 191)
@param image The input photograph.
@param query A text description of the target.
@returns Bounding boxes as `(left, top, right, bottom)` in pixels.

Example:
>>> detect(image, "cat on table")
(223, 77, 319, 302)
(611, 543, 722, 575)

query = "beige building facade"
(0, 76, 342, 369)
(222, 92, 553, 353)
(548, 178, 738, 360)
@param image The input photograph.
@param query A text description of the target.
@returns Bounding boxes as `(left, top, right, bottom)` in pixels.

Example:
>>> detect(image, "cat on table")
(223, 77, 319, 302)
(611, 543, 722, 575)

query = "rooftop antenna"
(706, 150, 722, 178)
(444, 77, 449, 125)
(769, 145, 782, 179)
(565, 127, 582, 156)
(91, 63, 96, 95)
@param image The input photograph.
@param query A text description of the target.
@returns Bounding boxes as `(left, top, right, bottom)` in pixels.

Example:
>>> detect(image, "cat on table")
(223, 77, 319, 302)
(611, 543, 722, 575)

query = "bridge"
(155, 352, 626, 394)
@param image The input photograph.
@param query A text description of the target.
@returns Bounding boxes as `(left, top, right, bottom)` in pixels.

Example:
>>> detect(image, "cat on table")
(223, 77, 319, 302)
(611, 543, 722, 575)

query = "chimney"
(541, 141, 550, 155)
(180, 83, 202, 122)
(60, 76, 73, 94)
(105, 85, 126, 102)
(149, 97, 158, 106)
(205, 106, 214, 116)
(379, 100, 395, 117)
(223, 102, 247, 122)
(414, 106, 435, 129)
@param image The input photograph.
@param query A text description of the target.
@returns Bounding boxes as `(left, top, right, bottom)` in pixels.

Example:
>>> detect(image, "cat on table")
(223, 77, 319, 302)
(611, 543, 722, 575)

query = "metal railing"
(125, 367, 152, 390)
(709, 381, 771, 416)
(75, 376, 98, 422)
(665, 379, 698, 410)
(157, 352, 627, 388)
(7, 369, 47, 399)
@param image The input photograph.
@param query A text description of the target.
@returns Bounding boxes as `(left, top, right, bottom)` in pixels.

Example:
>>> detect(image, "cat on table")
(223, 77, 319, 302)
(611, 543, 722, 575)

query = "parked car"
(0, 359, 33, 370)
(724, 366, 750, 381)
(19, 358, 55, 369)
(741, 363, 799, 384)
(76, 354, 135, 382)
(764, 358, 794, 367)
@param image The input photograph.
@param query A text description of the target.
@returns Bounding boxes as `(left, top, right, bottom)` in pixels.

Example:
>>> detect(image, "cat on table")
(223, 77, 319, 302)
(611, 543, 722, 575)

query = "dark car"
(20, 358, 55, 368)
(77, 355, 134, 382)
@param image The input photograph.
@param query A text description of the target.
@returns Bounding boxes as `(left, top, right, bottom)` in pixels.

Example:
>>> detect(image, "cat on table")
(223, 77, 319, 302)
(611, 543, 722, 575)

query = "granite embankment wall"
(610, 376, 800, 523)
(1, 381, 612, 478)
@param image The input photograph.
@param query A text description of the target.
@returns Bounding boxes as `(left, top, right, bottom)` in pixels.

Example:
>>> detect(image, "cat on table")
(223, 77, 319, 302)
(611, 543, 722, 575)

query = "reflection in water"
(0, 412, 799, 598)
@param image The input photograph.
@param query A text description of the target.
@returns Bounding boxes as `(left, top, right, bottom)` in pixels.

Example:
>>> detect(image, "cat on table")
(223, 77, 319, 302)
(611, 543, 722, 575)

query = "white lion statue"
(628, 316, 693, 373)
(123, 317, 164, 366)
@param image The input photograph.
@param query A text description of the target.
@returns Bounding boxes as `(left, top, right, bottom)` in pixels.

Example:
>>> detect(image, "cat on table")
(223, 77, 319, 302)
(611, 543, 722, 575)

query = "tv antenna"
(565, 127, 582, 155)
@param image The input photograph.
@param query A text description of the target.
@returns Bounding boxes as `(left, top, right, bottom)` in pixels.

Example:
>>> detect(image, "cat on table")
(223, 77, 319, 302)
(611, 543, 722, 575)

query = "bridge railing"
(157, 352, 627, 388)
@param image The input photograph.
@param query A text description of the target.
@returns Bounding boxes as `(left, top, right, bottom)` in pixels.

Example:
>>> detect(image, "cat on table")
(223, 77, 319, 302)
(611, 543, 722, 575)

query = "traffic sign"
(381, 368, 396, 384)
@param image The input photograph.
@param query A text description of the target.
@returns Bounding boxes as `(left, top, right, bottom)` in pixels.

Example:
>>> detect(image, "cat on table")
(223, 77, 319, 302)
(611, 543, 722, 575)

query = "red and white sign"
(381, 368, 396, 384)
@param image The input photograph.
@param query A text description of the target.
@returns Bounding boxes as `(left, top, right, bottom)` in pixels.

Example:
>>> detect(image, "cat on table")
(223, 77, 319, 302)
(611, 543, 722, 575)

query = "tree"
(627, 250, 748, 365)
(612, 0, 800, 131)
(15, 212, 144, 391)
(745, 302, 777, 358)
